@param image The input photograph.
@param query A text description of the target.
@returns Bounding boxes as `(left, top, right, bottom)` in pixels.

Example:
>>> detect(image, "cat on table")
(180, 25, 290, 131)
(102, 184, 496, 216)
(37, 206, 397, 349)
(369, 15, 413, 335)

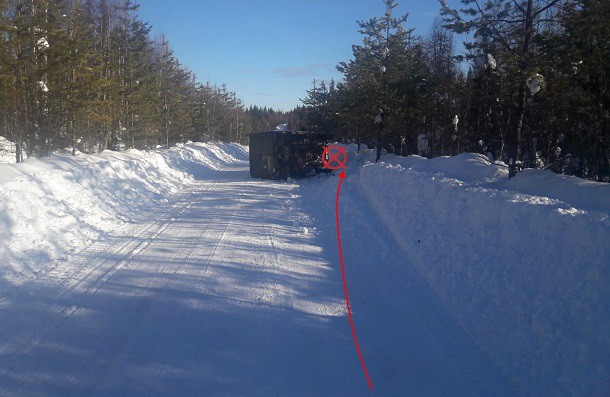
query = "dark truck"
(249, 130, 328, 180)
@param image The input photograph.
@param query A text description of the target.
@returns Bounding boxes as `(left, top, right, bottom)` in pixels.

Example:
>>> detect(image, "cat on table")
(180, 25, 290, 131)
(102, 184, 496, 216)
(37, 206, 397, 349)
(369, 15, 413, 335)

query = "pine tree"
(301, 79, 335, 133)
(96, 0, 120, 150)
(336, 0, 425, 160)
(153, 36, 194, 147)
(43, 0, 101, 155)
(1, 0, 50, 160)
(440, 0, 564, 176)
(0, 0, 16, 158)
(550, 0, 610, 180)
(421, 18, 461, 157)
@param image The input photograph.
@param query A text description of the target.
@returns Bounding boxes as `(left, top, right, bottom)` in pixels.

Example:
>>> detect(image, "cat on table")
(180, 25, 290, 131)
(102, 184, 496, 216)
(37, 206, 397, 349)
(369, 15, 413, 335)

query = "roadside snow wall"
(357, 151, 610, 396)
(0, 142, 246, 285)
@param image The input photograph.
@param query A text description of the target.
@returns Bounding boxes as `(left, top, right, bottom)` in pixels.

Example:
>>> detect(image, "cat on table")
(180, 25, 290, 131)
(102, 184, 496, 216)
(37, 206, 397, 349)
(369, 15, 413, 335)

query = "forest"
(299, 0, 609, 181)
(0, 0, 286, 161)
(1, 0, 608, 181)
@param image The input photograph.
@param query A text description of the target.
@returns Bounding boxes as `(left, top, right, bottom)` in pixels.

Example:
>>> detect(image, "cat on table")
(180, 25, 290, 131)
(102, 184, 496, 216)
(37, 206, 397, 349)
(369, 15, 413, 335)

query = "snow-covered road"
(2, 142, 608, 396)
(0, 149, 516, 396)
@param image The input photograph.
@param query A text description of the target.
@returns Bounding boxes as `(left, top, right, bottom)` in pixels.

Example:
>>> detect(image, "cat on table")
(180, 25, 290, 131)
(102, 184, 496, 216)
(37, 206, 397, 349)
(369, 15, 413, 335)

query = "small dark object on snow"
(249, 130, 329, 180)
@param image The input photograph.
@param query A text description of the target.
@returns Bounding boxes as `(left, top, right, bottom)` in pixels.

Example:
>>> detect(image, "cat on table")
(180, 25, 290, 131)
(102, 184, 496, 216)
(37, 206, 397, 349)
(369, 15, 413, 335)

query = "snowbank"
(0, 142, 246, 285)
(505, 168, 610, 213)
(347, 147, 610, 396)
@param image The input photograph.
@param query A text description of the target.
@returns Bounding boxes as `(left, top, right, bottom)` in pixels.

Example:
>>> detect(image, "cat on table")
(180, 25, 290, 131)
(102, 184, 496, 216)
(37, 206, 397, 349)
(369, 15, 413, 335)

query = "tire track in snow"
(2, 163, 355, 396)
(0, 182, 217, 370)
(85, 184, 231, 394)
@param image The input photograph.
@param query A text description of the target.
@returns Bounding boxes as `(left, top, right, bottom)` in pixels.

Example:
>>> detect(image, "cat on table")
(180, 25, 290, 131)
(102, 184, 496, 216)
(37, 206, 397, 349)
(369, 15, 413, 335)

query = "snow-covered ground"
(303, 147, 610, 396)
(0, 140, 608, 395)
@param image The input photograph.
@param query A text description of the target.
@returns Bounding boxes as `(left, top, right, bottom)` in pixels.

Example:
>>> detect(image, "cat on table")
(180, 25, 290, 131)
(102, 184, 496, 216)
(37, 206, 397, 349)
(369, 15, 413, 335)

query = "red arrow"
(335, 170, 373, 390)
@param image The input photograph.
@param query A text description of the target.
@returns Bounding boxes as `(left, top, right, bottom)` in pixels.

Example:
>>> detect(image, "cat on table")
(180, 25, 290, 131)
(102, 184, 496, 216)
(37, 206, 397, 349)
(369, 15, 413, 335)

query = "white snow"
(486, 53, 497, 70)
(416, 133, 429, 156)
(301, 146, 609, 396)
(0, 139, 608, 395)
(38, 81, 49, 93)
(37, 37, 49, 50)
(0, 137, 18, 163)
(0, 142, 244, 284)
(526, 73, 544, 95)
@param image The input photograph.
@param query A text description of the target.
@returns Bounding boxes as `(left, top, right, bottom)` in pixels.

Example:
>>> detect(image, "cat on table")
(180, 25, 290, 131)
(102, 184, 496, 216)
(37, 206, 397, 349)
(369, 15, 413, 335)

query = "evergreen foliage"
(2, 0, 607, 181)
(0, 0, 263, 160)
(297, 0, 609, 181)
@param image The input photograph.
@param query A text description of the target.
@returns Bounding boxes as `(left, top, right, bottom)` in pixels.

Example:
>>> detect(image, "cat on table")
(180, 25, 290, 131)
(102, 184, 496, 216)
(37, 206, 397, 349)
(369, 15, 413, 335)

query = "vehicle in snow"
(249, 130, 329, 180)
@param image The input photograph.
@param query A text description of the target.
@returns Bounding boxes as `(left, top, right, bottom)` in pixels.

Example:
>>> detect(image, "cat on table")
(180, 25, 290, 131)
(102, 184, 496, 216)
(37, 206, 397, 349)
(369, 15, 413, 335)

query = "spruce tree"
(440, 0, 564, 176)
(335, 0, 425, 160)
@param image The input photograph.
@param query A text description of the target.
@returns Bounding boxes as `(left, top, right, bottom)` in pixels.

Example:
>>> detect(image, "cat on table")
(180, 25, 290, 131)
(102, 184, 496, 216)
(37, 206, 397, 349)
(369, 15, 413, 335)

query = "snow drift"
(0, 142, 246, 285)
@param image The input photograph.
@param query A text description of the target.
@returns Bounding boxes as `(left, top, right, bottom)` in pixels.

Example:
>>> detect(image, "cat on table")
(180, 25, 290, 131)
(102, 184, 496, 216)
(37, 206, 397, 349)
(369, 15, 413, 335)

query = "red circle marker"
(322, 146, 347, 170)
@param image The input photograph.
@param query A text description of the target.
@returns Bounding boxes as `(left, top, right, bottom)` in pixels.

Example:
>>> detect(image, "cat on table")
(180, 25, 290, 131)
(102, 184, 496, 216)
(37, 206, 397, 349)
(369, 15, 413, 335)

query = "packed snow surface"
(0, 141, 608, 396)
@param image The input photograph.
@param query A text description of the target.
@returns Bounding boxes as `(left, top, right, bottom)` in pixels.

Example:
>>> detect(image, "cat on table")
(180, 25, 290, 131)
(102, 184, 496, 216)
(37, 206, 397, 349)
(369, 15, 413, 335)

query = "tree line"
(298, 0, 609, 181)
(3, 0, 606, 181)
(0, 0, 287, 162)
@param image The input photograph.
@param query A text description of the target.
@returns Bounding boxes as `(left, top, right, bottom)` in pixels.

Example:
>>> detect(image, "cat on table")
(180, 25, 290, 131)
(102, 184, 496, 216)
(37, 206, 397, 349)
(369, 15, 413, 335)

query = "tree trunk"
(376, 119, 383, 162)
(509, 0, 534, 178)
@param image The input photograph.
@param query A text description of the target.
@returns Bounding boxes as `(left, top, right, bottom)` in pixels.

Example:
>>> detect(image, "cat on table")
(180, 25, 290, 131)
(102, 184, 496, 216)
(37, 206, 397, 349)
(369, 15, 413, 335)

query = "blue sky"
(137, 0, 455, 111)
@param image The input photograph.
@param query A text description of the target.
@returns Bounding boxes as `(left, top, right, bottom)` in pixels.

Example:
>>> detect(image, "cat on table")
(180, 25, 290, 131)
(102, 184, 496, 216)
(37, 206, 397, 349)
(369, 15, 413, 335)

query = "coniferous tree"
(333, 0, 427, 160)
(0, 0, 19, 160)
(440, 0, 564, 176)
(0, 0, 255, 158)
(548, 0, 610, 179)
(421, 18, 461, 157)
(301, 79, 338, 133)
(293, 0, 609, 181)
